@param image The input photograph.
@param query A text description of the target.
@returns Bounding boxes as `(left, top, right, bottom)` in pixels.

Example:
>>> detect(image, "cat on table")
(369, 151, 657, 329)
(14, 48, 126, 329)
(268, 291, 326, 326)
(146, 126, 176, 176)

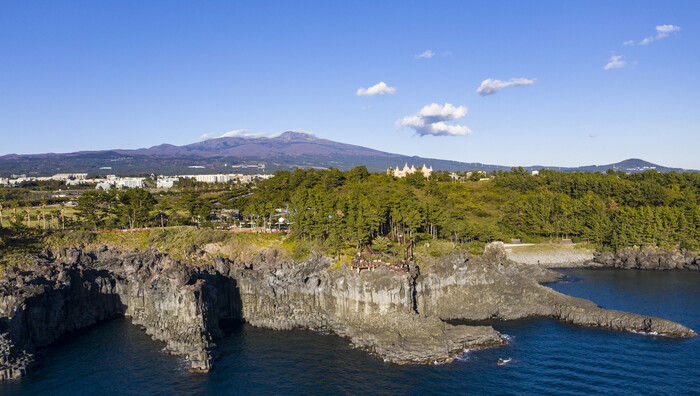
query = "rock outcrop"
(415, 243, 696, 336)
(0, 242, 695, 380)
(591, 247, 700, 270)
(224, 254, 503, 364)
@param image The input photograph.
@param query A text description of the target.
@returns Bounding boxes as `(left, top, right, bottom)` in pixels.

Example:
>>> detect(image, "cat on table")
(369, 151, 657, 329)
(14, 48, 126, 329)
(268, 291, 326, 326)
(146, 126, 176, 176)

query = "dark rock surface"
(0, 247, 241, 380)
(0, 242, 695, 380)
(591, 247, 700, 270)
(416, 243, 696, 335)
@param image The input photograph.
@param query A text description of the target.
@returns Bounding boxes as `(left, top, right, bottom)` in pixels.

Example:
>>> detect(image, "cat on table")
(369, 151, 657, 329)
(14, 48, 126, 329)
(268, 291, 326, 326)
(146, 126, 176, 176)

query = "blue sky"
(1, 1, 699, 169)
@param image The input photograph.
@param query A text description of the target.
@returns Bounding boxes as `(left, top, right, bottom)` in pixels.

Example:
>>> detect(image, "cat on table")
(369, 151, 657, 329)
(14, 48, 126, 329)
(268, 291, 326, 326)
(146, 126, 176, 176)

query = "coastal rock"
(592, 247, 700, 271)
(227, 257, 503, 364)
(0, 247, 241, 380)
(414, 243, 695, 337)
(0, 242, 695, 380)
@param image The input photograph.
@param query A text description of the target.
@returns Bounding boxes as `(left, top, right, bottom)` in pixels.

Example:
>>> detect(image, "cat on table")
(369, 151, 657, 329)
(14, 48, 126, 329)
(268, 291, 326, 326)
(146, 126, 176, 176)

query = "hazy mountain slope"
(0, 132, 693, 176)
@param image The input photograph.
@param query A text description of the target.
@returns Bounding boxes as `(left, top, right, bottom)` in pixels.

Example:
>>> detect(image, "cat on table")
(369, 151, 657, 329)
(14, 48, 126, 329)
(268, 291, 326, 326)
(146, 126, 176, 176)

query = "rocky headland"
(0, 242, 695, 380)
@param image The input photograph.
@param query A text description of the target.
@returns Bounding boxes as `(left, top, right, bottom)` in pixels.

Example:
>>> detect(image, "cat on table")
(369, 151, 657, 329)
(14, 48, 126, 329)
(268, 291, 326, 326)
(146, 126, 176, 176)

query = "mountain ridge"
(0, 132, 694, 176)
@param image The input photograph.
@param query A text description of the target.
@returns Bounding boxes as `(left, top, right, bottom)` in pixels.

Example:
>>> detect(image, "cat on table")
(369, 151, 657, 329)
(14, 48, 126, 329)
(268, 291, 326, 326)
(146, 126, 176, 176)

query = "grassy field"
(0, 206, 77, 230)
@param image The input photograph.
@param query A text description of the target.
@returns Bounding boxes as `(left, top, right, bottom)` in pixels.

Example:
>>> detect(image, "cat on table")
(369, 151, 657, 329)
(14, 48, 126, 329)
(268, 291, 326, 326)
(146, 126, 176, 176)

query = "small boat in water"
(497, 358, 512, 366)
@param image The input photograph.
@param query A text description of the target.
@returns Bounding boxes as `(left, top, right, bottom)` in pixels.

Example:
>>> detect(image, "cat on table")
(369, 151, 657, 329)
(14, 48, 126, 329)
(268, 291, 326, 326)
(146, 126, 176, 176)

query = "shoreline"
(0, 242, 695, 380)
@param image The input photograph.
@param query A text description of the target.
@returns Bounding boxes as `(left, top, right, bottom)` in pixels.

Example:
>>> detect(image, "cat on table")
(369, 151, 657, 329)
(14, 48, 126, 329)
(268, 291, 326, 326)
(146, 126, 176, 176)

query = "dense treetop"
(2, 167, 699, 254)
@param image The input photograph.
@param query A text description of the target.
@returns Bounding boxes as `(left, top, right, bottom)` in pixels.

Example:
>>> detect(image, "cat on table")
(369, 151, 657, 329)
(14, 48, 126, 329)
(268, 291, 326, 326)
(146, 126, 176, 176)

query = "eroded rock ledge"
(0, 242, 695, 380)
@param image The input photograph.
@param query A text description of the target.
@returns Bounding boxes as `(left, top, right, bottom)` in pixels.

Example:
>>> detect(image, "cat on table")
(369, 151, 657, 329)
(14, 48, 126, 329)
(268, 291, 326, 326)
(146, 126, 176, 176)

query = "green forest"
(241, 167, 700, 251)
(2, 167, 699, 256)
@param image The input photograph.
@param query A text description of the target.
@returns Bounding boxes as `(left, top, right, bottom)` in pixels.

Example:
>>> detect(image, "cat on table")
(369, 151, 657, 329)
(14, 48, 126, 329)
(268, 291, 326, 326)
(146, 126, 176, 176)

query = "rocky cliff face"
(0, 242, 695, 380)
(220, 253, 503, 364)
(592, 247, 700, 270)
(0, 247, 242, 380)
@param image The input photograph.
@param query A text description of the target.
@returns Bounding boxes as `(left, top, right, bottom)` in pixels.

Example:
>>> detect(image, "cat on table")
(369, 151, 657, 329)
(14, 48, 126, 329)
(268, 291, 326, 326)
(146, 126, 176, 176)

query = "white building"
(95, 177, 145, 190)
(238, 174, 273, 183)
(178, 173, 246, 184)
(66, 179, 86, 186)
(51, 173, 88, 181)
(157, 177, 179, 189)
(387, 163, 433, 178)
(115, 178, 145, 189)
(96, 181, 113, 190)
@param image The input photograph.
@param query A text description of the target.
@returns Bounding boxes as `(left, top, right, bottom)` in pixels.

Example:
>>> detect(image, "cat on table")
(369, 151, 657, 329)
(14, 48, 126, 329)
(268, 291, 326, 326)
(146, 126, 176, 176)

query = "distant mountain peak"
(274, 131, 317, 141)
(0, 133, 695, 176)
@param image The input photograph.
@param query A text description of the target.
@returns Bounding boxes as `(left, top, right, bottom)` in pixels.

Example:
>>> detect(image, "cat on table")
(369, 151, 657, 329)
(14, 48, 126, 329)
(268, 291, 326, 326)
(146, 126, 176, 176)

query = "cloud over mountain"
(220, 129, 249, 138)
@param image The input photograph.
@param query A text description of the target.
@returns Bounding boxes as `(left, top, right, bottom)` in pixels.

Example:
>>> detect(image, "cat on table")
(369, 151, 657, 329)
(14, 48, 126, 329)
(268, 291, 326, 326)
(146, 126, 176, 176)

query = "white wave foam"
(497, 357, 513, 366)
(631, 330, 660, 336)
(501, 334, 514, 342)
(453, 348, 474, 362)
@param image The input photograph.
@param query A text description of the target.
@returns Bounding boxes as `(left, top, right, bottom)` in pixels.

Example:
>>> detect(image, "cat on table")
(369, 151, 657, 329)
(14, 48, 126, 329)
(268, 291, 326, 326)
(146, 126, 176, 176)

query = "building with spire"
(387, 163, 433, 178)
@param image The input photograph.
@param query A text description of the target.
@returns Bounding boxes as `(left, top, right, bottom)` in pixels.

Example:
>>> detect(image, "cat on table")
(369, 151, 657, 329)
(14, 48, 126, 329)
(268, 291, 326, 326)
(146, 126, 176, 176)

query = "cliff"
(0, 242, 695, 380)
(0, 247, 242, 380)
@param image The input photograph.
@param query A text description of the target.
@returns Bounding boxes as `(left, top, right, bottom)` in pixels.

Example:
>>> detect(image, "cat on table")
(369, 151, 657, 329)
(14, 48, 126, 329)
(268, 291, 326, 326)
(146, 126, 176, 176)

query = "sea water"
(1, 269, 698, 395)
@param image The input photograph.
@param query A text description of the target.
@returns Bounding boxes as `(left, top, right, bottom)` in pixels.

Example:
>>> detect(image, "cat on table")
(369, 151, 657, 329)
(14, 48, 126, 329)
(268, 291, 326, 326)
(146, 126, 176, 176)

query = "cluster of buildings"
(96, 175, 146, 190)
(96, 173, 274, 190)
(0, 172, 273, 190)
(0, 173, 88, 187)
(175, 173, 272, 184)
(387, 164, 433, 178)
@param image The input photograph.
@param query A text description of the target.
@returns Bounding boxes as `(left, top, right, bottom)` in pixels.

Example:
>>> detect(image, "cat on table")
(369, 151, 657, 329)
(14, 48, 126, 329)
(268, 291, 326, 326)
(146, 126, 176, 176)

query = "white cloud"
(623, 40, 635, 46)
(476, 77, 536, 95)
(396, 103, 472, 137)
(415, 50, 435, 59)
(637, 24, 681, 45)
(200, 128, 318, 141)
(604, 55, 626, 70)
(200, 129, 271, 140)
(655, 24, 681, 39)
(221, 129, 248, 138)
(356, 81, 396, 96)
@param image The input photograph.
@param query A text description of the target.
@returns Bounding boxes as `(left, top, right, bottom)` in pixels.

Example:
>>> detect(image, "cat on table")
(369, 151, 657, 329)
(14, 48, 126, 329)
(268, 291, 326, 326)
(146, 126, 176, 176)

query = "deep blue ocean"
(1, 269, 698, 395)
